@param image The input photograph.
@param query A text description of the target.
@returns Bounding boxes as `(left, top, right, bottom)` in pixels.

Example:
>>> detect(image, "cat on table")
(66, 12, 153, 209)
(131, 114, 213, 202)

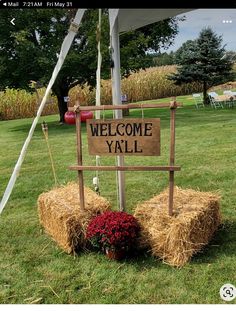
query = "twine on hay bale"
(134, 187, 221, 267)
(38, 182, 111, 253)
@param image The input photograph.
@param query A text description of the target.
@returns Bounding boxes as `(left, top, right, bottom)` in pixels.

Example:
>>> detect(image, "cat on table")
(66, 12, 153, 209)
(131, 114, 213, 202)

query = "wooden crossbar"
(69, 165, 181, 172)
(68, 102, 182, 112)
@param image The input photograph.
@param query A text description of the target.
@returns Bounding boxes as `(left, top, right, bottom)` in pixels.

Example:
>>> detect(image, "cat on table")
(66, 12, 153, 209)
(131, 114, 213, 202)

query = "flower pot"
(105, 248, 126, 261)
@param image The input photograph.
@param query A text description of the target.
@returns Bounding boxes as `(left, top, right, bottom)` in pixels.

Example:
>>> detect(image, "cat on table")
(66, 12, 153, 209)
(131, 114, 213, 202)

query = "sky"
(166, 9, 236, 52)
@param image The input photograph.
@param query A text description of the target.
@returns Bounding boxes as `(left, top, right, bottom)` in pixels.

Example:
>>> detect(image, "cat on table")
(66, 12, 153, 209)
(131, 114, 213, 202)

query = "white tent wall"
(108, 8, 193, 211)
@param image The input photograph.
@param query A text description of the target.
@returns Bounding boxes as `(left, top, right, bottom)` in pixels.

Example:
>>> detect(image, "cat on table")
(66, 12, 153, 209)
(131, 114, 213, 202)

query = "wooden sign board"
(86, 118, 160, 156)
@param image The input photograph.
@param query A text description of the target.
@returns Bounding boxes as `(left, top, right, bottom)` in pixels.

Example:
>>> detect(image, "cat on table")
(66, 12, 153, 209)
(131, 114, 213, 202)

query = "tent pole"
(111, 17, 126, 211)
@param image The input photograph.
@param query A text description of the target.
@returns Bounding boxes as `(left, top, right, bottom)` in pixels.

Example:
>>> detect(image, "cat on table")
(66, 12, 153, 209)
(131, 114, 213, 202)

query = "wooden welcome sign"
(68, 101, 182, 216)
(86, 118, 160, 156)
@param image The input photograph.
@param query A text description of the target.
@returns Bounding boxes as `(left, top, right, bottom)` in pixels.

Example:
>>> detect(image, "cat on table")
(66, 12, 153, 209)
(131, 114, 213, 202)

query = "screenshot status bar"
(1, 2, 236, 9)
(0, 1, 78, 8)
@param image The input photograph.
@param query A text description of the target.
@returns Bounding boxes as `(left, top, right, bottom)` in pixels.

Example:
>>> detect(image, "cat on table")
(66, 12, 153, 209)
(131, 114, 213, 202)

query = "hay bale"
(134, 187, 221, 267)
(38, 182, 111, 253)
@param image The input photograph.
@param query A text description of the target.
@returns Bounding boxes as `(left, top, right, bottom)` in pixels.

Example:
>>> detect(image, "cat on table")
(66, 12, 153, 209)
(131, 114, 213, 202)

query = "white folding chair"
(208, 92, 224, 109)
(192, 93, 204, 109)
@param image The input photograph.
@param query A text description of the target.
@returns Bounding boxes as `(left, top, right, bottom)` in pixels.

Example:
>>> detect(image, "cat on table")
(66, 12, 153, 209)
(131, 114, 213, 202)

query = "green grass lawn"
(0, 96, 236, 304)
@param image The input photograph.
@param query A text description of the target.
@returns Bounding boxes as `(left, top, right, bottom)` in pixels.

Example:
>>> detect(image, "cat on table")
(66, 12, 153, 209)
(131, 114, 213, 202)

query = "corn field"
(122, 66, 202, 102)
(70, 66, 203, 105)
(0, 88, 58, 121)
(0, 66, 204, 120)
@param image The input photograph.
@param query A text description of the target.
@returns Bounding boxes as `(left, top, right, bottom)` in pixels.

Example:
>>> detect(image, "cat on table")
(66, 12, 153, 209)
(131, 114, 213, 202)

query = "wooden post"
(75, 106, 85, 210)
(168, 100, 177, 216)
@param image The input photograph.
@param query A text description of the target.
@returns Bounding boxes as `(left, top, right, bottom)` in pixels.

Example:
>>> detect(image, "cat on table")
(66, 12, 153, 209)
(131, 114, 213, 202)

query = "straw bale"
(134, 187, 221, 267)
(38, 182, 111, 253)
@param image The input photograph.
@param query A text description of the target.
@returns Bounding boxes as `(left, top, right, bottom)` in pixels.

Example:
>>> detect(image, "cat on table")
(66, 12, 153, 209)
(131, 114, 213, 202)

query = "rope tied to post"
(170, 97, 177, 109)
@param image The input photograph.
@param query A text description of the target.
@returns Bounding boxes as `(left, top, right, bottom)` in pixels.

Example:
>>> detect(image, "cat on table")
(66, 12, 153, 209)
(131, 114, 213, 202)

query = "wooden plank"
(68, 102, 182, 112)
(75, 112, 85, 210)
(68, 165, 181, 172)
(86, 118, 160, 156)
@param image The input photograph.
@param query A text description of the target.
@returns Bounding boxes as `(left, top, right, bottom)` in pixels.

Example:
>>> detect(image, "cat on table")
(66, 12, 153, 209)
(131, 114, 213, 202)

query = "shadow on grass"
(189, 219, 236, 265)
(80, 242, 162, 270)
(124, 249, 164, 270)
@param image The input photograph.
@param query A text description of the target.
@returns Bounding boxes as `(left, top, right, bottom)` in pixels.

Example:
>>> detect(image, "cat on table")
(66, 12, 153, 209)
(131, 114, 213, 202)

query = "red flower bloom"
(86, 211, 140, 252)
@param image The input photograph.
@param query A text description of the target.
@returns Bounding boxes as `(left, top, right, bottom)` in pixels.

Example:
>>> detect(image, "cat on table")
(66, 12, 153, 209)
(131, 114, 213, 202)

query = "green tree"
(152, 51, 175, 66)
(174, 40, 197, 64)
(0, 9, 182, 122)
(169, 27, 234, 105)
(0, 9, 103, 122)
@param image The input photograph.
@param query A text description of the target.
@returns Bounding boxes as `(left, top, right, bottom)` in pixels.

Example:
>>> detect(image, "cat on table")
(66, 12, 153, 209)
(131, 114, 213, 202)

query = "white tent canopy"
(109, 9, 192, 34)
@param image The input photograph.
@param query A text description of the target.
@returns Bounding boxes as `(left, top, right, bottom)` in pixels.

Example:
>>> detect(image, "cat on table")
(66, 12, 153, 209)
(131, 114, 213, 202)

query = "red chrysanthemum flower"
(86, 211, 140, 252)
